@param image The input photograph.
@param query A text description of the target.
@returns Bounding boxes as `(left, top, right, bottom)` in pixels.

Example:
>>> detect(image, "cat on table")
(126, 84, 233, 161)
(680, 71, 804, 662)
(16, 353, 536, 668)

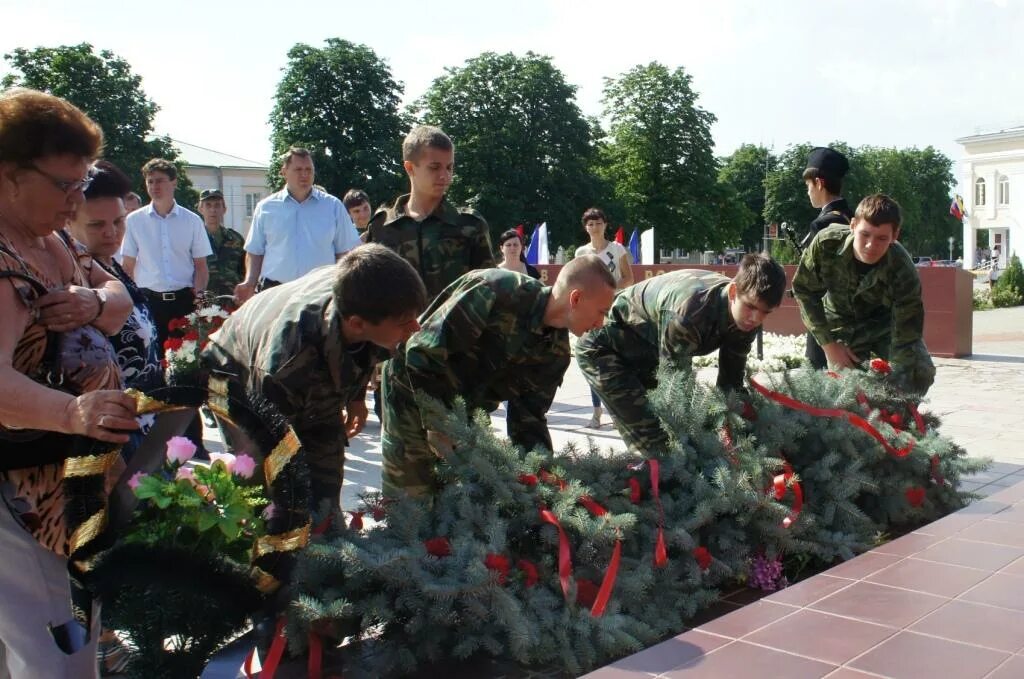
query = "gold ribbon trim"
(254, 522, 310, 558)
(263, 428, 300, 484)
(63, 451, 119, 478)
(127, 388, 191, 415)
(250, 565, 280, 594)
(69, 510, 107, 556)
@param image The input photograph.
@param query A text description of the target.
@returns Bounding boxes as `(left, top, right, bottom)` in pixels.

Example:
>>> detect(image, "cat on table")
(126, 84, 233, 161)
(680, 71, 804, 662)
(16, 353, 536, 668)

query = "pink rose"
(208, 452, 236, 473)
(128, 471, 146, 491)
(166, 436, 197, 465)
(175, 466, 195, 482)
(232, 454, 256, 479)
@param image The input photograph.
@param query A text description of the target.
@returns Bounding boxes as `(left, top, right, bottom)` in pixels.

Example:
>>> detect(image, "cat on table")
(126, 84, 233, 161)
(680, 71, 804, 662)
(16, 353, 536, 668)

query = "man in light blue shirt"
(235, 147, 361, 303)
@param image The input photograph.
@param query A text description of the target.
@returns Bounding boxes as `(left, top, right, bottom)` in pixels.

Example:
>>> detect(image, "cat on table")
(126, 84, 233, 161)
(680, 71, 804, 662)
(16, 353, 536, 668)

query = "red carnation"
(905, 487, 926, 508)
(163, 337, 184, 351)
(576, 579, 599, 607)
(348, 511, 364, 531)
(693, 546, 712, 571)
(628, 477, 642, 504)
(517, 559, 539, 588)
(518, 473, 538, 486)
(167, 318, 186, 331)
(183, 329, 200, 342)
(424, 537, 451, 557)
(484, 553, 511, 584)
(870, 358, 892, 375)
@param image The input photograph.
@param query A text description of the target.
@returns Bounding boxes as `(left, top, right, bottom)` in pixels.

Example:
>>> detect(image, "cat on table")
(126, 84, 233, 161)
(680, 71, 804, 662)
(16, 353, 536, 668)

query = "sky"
(2, 0, 1022, 182)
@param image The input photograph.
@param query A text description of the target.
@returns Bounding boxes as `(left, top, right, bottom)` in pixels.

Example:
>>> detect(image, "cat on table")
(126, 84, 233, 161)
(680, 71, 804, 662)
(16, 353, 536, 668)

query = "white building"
(956, 126, 1023, 269)
(172, 139, 270, 237)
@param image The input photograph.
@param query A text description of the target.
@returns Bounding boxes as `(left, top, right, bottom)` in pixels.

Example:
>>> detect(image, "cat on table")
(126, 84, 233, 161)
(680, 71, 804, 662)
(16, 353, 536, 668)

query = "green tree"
(414, 51, 606, 250)
(719, 144, 777, 251)
(270, 39, 407, 202)
(2, 43, 196, 205)
(599, 63, 719, 252)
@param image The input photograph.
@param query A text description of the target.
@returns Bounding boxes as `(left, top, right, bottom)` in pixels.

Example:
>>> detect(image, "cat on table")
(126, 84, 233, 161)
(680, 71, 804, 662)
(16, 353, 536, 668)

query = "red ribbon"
(627, 477, 642, 503)
(259, 618, 287, 678)
(539, 508, 572, 600)
(930, 454, 946, 486)
(649, 459, 668, 567)
(910, 403, 926, 434)
(719, 423, 739, 466)
(772, 462, 804, 528)
(348, 511, 364, 532)
(312, 512, 334, 536)
(308, 631, 323, 679)
(579, 495, 607, 516)
(749, 378, 914, 458)
(590, 538, 621, 618)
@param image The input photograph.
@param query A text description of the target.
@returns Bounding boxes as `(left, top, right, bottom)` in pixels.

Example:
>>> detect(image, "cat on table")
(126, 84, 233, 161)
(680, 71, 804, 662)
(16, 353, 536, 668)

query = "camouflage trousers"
(575, 327, 684, 455)
(380, 359, 442, 498)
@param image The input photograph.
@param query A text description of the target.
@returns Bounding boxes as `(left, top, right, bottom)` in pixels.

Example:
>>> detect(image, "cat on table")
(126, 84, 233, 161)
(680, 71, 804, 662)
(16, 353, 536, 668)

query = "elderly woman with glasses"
(0, 88, 137, 677)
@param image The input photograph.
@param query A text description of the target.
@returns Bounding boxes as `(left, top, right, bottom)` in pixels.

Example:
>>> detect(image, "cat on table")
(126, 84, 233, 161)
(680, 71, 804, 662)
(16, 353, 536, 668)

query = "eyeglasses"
(24, 164, 94, 194)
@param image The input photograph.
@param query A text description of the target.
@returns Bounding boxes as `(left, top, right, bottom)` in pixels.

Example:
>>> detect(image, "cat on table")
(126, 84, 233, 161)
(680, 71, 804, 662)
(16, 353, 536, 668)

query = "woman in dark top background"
(496, 228, 541, 279)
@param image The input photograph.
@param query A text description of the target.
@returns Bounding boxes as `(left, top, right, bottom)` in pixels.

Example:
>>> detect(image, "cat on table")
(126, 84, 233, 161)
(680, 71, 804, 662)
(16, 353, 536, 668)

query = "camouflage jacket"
(205, 226, 245, 297)
(792, 225, 930, 387)
(609, 269, 756, 390)
(392, 268, 570, 453)
(202, 265, 388, 455)
(366, 194, 495, 299)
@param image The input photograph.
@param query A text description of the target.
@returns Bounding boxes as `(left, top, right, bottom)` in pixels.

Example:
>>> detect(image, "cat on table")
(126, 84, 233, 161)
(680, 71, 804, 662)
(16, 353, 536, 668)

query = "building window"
(975, 178, 986, 206)
(245, 193, 262, 218)
(998, 176, 1010, 206)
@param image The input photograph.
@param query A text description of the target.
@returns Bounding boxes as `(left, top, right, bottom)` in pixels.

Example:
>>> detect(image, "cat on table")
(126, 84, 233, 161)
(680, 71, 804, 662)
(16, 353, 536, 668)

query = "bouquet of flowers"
(92, 436, 269, 678)
(163, 303, 231, 384)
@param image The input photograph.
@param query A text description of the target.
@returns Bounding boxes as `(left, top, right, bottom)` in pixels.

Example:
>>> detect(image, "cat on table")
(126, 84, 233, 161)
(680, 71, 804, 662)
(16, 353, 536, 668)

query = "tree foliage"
(415, 52, 606, 250)
(598, 63, 719, 252)
(2, 43, 196, 205)
(269, 39, 407, 203)
(719, 144, 777, 251)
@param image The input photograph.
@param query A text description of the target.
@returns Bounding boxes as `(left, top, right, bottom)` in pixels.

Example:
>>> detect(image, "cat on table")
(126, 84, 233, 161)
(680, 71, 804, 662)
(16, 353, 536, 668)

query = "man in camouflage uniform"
(197, 189, 245, 299)
(793, 193, 935, 395)
(202, 245, 427, 510)
(576, 254, 787, 454)
(366, 125, 494, 299)
(381, 256, 616, 497)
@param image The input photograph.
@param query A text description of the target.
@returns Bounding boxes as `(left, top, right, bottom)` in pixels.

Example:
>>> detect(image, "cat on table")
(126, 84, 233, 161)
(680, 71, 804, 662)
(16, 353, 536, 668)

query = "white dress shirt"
(121, 202, 213, 291)
(243, 187, 361, 283)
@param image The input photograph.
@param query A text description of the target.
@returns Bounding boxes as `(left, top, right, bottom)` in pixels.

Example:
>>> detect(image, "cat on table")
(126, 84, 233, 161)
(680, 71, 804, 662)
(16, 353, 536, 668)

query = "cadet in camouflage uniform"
(793, 193, 935, 395)
(381, 256, 616, 497)
(202, 245, 427, 510)
(197, 189, 245, 298)
(576, 254, 787, 454)
(366, 125, 494, 299)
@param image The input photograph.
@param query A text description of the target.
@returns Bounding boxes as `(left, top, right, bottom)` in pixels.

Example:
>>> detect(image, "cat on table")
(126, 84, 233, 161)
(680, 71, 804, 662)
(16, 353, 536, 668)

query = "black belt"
(257, 278, 282, 292)
(143, 287, 191, 302)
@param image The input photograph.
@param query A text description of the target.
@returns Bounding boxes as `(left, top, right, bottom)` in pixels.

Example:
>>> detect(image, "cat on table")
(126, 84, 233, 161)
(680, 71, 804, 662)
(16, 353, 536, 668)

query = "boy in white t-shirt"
(575, 207, 635, 428)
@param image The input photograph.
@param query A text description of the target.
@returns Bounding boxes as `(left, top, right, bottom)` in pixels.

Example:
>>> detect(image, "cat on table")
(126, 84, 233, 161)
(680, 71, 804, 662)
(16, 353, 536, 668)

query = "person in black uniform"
(800, 146, 854, 369)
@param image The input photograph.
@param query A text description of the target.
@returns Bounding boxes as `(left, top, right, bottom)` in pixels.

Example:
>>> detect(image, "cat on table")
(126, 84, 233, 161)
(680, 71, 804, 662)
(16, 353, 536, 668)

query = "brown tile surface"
(584, 631, 730, 678)
(1004, 555, 1024, 576)
(957, 518, 1024, 548)
(848, 631, 1008, 679)
(873, 531, 944, 557)
(959, 572, 1024, 611)
(865, 557, 991, 598)
(984, 655, 1024, 679)
(823, 551, 904, 580)
(913, 537, 1024, 571)
(909, 599, 1024, 652)
(664, 641, 835, 678)
(696, 600, 798, 639)
(989, 504, 1024, 524)
(820, 670, 879, 679)
(764, 574, 854, 607)
(743, 609, 896, 665)
(810, 581, 947, 628)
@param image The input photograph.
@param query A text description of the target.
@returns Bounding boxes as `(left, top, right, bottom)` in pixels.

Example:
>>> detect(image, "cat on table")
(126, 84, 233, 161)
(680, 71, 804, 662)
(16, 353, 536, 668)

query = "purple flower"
(262, 502, 277, 521)
(166, 436, 197, 465)
(749, 553, 788, 592)
(128, 471, 146, 491)
(233, 454, 256, 479)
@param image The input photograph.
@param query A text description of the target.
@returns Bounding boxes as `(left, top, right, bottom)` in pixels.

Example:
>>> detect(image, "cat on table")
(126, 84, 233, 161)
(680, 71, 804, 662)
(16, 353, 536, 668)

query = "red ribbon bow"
(649, 459, 668, 567)
(772, 462, 804, 528)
